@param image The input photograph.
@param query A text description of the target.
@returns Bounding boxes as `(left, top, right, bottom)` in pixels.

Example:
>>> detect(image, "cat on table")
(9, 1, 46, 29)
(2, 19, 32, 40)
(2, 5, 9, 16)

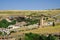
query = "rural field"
(0, 10, 60, 40)
(0, 10, 60, 19)
(10, 25, 60, 36)
(0, 10, 60, 34)
(0, 10, 60, 16)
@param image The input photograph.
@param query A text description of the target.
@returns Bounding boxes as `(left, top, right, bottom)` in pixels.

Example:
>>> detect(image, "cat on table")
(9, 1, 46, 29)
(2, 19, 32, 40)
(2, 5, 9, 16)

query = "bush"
(10, 20, 16, 25)
(0, 31, 2, 35)
(0, 19, 10, 28)
(25, 18, 39, 26)
(47, 34, 59, 40)
(39, 35, 47, 40)
(25, 33, 40, 40)
(10, 31, 16, 33)
(24, 33, 59, 40)
(0, 19, 16, 28)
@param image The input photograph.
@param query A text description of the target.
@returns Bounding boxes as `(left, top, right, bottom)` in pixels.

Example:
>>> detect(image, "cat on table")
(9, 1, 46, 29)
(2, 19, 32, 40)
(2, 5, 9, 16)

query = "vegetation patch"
(24, 33, 59, 40)
(0, 19, 16, 28)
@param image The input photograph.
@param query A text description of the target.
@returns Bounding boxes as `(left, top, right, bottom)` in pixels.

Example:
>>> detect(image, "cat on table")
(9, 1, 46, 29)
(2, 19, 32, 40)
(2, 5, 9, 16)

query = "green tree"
(10, 20, 16, 25)
(47, 34, 58, 40)
(24, 33, 59, 40)
(25, 33, 40, 40)
(0, 19, 16, 28)
(39, 35, 47, 40)
(0, 19, 10, 28)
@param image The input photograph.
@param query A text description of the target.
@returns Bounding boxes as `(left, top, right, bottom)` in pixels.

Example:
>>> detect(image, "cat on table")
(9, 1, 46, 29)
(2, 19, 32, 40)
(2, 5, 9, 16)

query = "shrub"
(24, 33, 59, 40)
(0, 31, 2, 35)
(0, 19, 16, 28)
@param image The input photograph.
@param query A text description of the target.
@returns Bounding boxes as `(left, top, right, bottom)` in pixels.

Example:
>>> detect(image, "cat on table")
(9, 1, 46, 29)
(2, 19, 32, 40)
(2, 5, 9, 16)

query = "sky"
(0, 0, 60, 10)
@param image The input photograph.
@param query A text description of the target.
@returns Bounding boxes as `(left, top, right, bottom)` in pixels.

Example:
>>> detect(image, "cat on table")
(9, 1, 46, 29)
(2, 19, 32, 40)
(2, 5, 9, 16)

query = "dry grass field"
(0, 10, 60, 16)
(10, 25, 60, 37)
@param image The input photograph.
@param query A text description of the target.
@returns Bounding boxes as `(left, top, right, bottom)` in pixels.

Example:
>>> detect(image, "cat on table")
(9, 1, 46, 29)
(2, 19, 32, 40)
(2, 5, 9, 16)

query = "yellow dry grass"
(10, 25, 60, 37)
(0, 10, 60, 16)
